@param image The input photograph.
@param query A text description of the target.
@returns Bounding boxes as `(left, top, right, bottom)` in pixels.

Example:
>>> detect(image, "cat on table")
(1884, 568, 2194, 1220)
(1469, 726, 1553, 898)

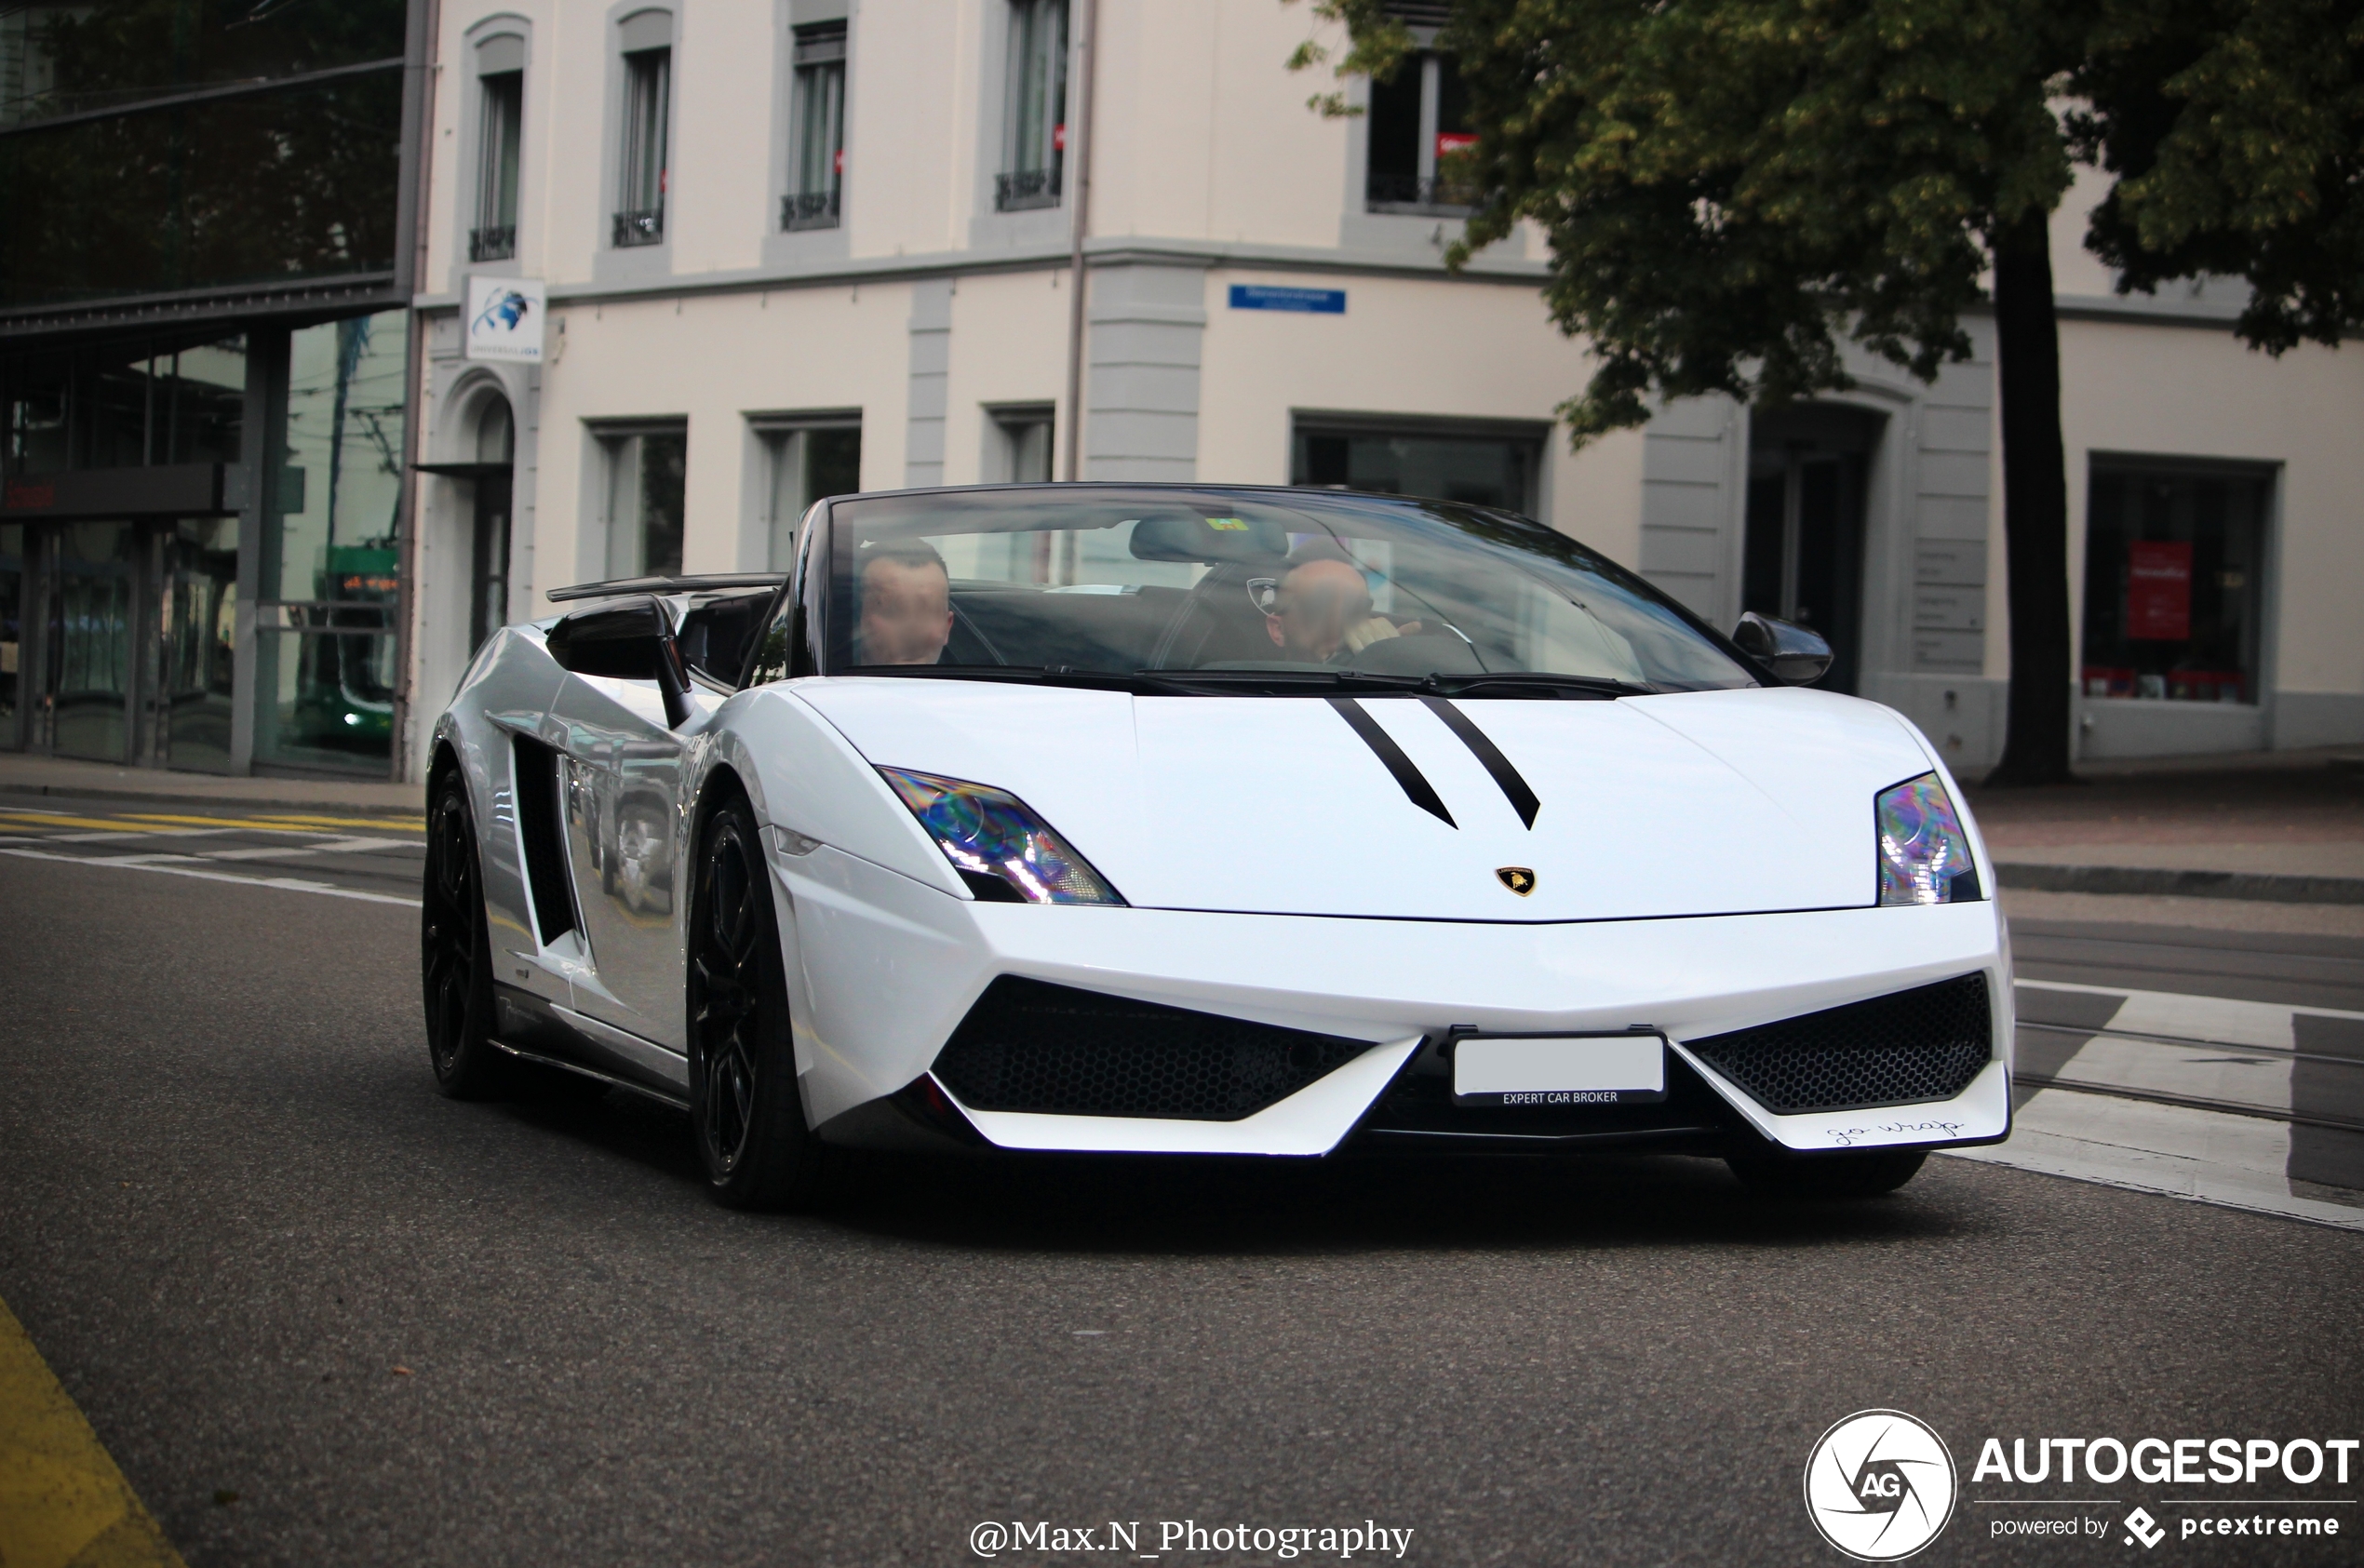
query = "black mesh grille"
(1686, 973, 1992, 1114)
(932, 978, 1375, 1121)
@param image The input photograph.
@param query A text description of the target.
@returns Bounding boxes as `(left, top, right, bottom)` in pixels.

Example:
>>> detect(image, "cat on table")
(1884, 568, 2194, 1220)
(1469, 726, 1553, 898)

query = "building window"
(1365, 51, 1472, 214)
(2081, 462, 2270, 705)
(471, 69, 523, 261)
(615, 44, 671, 248)
(756, 417, 861, 570)
(995, 0, 1066, 212)
(784, 21, 846, 232)
(988, 406, 1054, 483)
(1293, 422, 1538, 514)
(600, 426, 688, 578)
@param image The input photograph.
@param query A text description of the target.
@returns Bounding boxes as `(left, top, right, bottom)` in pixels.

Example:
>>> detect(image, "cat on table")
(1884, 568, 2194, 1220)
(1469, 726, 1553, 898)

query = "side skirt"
(491, 983, 691, 1107)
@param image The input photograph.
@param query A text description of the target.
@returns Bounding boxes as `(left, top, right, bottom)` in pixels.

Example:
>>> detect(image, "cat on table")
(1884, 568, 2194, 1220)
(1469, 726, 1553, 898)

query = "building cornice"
(410, 234, 1552, 313)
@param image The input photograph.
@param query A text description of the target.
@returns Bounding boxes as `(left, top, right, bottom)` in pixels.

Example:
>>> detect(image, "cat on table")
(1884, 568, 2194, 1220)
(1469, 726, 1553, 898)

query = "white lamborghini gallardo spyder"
(423, 484, 2009, 1208)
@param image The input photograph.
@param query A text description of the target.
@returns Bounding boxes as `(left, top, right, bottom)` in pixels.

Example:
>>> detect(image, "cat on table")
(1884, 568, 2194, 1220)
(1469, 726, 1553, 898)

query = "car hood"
(793, 679, 1941, 921)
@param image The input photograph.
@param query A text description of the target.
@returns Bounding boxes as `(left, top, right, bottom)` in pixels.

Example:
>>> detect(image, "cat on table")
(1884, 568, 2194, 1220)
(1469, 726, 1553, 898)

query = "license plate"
(1451, 1033, 1667, 1106)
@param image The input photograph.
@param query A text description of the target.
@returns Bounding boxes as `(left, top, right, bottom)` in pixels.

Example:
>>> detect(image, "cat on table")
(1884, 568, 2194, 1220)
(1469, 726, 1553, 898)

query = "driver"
(1263, 543, 1413, 663)
(856, 538, 954, 666)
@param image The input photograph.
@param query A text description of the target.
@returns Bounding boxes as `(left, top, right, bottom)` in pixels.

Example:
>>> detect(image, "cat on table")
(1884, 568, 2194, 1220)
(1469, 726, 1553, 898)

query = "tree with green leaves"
(1291, 0, 2364, 784)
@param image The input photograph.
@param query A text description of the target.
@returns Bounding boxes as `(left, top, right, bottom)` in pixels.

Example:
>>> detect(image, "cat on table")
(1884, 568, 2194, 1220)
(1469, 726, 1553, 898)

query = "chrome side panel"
(437, 626, 564, 998)
(549, 670, 701, 1052)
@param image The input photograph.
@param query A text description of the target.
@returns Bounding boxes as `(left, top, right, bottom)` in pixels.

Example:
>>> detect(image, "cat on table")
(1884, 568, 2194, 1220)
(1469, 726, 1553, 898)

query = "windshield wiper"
(1130, 668, 1435, 696)
(841, 664, 1652, 699)
(842, 663, 1143, 690)
(1426, 673, 1651, 699)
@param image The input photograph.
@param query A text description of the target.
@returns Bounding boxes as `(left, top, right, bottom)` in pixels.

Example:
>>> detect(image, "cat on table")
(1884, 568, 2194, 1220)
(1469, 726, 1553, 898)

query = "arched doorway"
(1742, 404, 1884, 694)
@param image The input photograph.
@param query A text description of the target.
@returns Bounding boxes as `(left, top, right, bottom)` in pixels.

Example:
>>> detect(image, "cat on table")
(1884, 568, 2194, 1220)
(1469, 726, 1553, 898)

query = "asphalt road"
(2, 813, 2360, 1566)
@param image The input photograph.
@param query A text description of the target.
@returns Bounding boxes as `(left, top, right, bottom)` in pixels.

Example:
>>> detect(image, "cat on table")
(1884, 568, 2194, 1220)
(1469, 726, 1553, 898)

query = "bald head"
(1265, 556, 1373, 663)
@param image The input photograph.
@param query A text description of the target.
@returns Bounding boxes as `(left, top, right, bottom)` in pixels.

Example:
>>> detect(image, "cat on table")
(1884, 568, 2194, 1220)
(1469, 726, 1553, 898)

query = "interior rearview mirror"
(1732, 610, 1834, 687)
(546, 596, 694, 727)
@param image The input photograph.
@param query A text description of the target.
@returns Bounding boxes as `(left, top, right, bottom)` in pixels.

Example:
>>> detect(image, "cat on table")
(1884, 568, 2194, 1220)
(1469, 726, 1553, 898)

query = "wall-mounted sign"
(1435, 131, 1477, 158)
(465, 275, 546, 363)
(2127, 539, 2193, 641)
(1229, 284, 1346, 315)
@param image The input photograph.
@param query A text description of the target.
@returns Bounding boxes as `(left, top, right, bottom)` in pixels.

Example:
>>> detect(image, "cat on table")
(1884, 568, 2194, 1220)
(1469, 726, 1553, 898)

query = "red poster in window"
(1053, 123, 1067, 152)
(1436, 131, 1477, 158)
(2127, 540, 2193, 640)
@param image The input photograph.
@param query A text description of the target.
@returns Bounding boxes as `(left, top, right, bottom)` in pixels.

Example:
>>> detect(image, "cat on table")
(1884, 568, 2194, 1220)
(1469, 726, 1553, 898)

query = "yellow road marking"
(0, 812, 168, 834)
(115, 811, 423, 834)
(0, 1293, 187, 1568)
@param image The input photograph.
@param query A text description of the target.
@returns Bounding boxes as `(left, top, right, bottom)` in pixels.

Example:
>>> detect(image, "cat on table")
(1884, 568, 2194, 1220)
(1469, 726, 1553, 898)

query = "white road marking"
(0, 846, 418, 907)
(2018, 977, 2364, 1029)
(1973, 980, 2364, 1228)
(1946, 1091, 2364, 1233)
(202, 835, 421, 862)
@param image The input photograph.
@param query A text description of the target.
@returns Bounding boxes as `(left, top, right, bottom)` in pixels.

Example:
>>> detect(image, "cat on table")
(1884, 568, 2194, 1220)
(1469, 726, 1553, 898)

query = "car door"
(548, 665, 689, 1052)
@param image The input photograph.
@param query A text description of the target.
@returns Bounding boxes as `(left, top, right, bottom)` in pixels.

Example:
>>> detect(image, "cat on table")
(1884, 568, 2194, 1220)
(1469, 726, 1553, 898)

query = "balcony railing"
(781, 189, 841, 232)
(993, 167, 1062, 213)
(612, 208, 665, 248)
(1363, 173, 1479, 216)
(468, 224, 517, 262)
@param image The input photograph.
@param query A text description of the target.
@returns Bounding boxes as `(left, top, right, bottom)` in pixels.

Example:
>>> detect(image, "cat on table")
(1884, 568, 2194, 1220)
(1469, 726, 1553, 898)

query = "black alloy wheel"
(688, 796, 827, 1209)
(422, 768, 510, 1098)
(1726, 1147, 1927, 1199)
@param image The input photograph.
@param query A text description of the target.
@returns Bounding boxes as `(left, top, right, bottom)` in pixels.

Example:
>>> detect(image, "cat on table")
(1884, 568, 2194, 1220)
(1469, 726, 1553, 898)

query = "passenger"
(1263, 542, 1414, 663)
(856, 538, 955, 665)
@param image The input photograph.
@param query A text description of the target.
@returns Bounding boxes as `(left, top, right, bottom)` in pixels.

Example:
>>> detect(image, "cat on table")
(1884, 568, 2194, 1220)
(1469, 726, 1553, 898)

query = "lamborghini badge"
(1497, 866, 1536, 896)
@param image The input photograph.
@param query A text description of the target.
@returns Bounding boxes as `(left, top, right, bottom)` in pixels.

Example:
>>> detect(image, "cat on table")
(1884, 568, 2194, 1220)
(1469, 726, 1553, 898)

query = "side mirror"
(546, 596, 694, 727)
(1732, 610, 1833, 686)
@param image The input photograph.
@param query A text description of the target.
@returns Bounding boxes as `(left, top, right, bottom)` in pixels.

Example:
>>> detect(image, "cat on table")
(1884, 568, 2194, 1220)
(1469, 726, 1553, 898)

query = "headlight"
(1876, 772, 1982, 905)
(879, 767, 1125, 905)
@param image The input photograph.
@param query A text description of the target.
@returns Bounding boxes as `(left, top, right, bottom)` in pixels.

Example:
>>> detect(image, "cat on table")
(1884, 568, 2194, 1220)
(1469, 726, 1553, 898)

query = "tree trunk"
(1986, 209, 2078, 786)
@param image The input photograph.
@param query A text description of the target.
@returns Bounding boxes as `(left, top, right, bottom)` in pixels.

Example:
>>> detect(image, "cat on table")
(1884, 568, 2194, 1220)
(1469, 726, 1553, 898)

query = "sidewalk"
(1968, 748, 2364, 930)
(0, 753, 421, 815)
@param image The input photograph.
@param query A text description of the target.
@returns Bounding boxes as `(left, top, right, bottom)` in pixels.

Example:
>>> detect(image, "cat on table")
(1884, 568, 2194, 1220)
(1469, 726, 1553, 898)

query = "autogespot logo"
(1805, 1410, 1960, 1561)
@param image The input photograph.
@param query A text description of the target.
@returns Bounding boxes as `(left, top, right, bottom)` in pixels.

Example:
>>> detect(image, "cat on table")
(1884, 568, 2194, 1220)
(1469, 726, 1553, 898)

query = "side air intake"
(510, 734, 577, 944)
(1685, 973, 1992, 1115)
(931, 977, 1374, 1121)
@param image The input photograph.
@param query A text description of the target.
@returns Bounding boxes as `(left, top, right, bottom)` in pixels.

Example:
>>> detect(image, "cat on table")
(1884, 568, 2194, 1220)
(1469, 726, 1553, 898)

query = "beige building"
(405, 0, 2364, 782)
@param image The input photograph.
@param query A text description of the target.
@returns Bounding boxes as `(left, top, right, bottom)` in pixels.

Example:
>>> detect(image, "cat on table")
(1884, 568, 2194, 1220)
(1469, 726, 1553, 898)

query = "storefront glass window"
(3, 338, 244, 474)
(253, 310, 407, 773)
(2081, 464, 2270, 704)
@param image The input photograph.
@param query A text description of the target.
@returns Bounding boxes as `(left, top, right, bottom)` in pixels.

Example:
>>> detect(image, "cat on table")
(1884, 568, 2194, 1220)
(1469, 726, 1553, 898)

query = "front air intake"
(1685, 973, 1992, 1115)
(930, 977, 1375, 1121)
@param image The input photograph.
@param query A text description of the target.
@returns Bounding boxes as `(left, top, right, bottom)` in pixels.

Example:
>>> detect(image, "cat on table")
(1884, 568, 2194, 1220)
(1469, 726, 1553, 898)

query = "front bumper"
(776, 844, 2010, 1159)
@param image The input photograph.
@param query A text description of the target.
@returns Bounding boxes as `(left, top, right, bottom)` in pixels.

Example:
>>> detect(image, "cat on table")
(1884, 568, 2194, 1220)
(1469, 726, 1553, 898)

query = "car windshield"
(822, 486, 1755, 694)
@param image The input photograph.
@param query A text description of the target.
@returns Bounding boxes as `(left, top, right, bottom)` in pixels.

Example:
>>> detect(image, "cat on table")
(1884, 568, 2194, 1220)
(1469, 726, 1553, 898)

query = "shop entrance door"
(0, 524, 24, 748)
(44, 520, 141, 762)
(1742, 405, 1882, 696)
(159, 516, 240, 771)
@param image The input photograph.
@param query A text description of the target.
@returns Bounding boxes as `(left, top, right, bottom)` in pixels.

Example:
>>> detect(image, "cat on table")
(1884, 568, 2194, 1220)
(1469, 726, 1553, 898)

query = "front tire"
(422, 767, 511, 1099)
(1726, 1148, 1927, 1199)
(688, 796, 826, 1210)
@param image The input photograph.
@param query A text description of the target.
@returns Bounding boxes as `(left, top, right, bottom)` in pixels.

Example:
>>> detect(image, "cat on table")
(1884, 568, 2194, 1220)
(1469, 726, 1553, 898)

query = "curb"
(1996, 862, 2364, 905)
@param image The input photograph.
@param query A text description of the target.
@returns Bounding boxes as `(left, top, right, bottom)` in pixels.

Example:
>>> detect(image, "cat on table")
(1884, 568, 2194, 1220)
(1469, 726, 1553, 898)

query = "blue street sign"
(1228, 285, 1347, 315)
